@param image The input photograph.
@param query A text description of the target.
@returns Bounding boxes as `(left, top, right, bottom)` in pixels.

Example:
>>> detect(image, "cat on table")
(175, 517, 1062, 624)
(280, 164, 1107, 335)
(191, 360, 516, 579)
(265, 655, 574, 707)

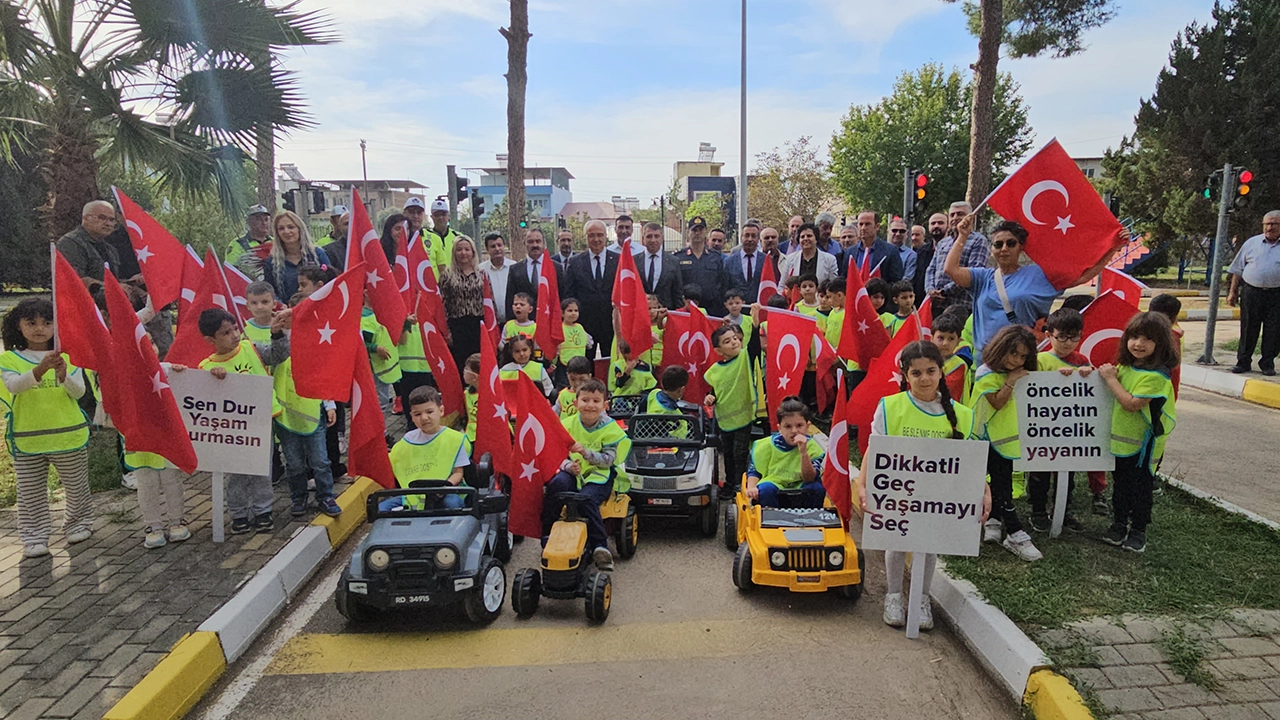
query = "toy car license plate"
(648, 498, 673, 505)
(392, 594, 431, 605)
(796, 575, 821, 584)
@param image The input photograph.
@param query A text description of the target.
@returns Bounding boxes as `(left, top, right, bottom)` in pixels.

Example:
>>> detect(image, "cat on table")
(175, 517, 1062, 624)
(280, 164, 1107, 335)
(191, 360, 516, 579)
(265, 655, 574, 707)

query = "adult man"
(676, 216, 726, 315)
(226, 204, 272, 281)
(552, 229, 575, 265)
(103, 209, 141, 280)
(707, 227, 728, 255)
(814, 211, 843, 256)
(638, 221, 684, 310)
(838, 223, 859, 256)
(840, 211, 903, 284)
(925, 202, 990, 314)
(911, 224, 927, 249)
(725, 219, 764, 302)
(605, 214, 642, 255)
(481, 232, 518, 325)
(760, 226, 782, 277)
(505, 227, 564, 320)
(403, 196, 427, 236)
(421, 197, 460, 269)
(566, 220, 619, 359)
(321, 205, 350, 272)
(1227, 210, 1280, 375)
(58, 200, 121, 282)
(911, 220, 936, 307)
(888, 216, 917, 281)
(779, 214, 804, 253)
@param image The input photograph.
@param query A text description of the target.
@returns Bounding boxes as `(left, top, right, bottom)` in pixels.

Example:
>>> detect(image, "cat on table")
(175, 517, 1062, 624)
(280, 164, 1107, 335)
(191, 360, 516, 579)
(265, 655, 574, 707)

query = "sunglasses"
(890, 229, 906, 234)
(991, 240, 1021, 249)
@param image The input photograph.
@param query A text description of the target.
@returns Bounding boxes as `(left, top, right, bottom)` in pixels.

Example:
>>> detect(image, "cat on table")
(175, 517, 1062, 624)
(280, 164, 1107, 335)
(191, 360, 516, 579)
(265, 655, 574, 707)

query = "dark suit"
(840, 238, 905, 285)
(912, 240, 935, 307)
(565, 250, 619, 360)
(636, 249, 684, 310)
(505, 254, 565, 321)
(723, 248, 765, 303)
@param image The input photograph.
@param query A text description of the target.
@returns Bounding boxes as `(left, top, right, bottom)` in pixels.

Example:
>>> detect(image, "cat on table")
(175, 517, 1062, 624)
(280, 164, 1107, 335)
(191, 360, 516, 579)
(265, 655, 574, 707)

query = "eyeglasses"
(991, 240, 1021, 249)
(890, 229, 906, 234)
(1052, 334, 1082, 342)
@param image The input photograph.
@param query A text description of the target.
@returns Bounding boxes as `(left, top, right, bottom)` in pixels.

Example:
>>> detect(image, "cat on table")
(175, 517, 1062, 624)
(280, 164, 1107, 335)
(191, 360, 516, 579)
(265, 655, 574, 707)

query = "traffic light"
(454, 177, 469, 203)
(1204, 170, 1223, 202)
(1234, 169, 1253, 210)
(470, 189, 485, 220)
(281, 190, 296, 213)
(913, 171, 929, 217)
(557, 215, 567, 230)
(311, 189, 325, 215)
(518, 219, 528, 229)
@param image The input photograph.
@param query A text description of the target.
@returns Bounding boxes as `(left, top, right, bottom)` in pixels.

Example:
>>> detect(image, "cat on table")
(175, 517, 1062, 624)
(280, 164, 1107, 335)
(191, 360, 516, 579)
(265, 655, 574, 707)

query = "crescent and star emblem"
(395, 257, 410, 292)
(518, 416, 546, 455)
(1021, 180, 1075, 235)
(1081, 329, 1124, 364)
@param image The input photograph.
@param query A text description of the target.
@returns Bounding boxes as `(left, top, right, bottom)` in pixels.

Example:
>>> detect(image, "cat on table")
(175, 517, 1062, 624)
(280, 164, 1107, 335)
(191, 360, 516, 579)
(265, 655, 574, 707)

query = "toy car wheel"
(698, 499, 718, 538)
(615, 504, 638, 559)
(836, 548, 866, 601)
(493, 516, 513, 563)
(584, 570, 612, 623)
(732, 542, 754, 592)
(336, 588, 377, 622)
(464, 559, 506, 624)
(723, 503, 739, 551)
(511, 567, 541, 617)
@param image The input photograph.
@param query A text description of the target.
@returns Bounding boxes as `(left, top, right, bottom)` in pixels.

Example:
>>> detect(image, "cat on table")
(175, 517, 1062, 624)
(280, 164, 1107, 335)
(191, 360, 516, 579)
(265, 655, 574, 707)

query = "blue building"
(466, 156, 573, 221)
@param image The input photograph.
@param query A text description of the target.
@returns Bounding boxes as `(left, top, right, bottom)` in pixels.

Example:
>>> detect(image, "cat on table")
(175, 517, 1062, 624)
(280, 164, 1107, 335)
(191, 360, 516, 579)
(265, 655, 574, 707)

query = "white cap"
(330, 204, 348, 217)
(430, 198, 450, 213)
(404, 197, 426, 210)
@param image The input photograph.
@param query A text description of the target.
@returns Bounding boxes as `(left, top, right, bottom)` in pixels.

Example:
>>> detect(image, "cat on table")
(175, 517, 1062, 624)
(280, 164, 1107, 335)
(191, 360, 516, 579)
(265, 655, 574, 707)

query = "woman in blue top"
(264, 211, 331, 300)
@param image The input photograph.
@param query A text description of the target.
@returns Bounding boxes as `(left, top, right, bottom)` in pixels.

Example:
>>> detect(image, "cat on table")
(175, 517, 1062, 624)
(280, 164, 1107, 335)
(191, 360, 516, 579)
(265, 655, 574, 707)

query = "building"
(1073, 157, 1106, 180)
(278, 164, 428, 218)
(466, 155, 573, 221)
(673, 142, 737, 230)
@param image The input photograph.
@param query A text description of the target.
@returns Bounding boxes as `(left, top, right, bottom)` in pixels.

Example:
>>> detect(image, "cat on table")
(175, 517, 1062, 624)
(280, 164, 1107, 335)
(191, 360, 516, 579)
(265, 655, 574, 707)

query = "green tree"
(685, 193, 725, 232)
(747, 136, 835, 235)
(830, 64, 1032, 218)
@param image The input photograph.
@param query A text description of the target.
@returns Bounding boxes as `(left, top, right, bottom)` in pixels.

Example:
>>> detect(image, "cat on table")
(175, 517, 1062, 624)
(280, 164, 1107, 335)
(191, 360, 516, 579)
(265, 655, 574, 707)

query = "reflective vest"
(1037, 351, 1081, 371)
(883, 312, 910, 337)
(823, 308, 844, 350)
(881, 392, 974, 440)
(558, 323, 591, 365)
(198, 340, 283, 418)
(557, 387, 577, 418)
(704, 352, 755, 432)
(362, 311, 401, 385)
(563, 415, 631, 492)
(124, 451, 166, 471)
(795, 302, 827, 334)
(397, 323, 431, 374)
(243, 321, 272, 344)
(0, 351, 89, 455)
(464, 388, 478, 442)
(390, 428, 470, 509)
(644, 322, 663, 367)
(420, 227, 459, 270)
(971, 367, 1018, 459)
(644, 390, 682, 415)
(749, 434, 824, 490)
(943, 354, 972, 405)
(610, 359, 655, 397)
(1110, 366, 1176, 472)
(273, 358, 324, 435)
(504, 320, 536, 342)
(500, 361, 546, 387)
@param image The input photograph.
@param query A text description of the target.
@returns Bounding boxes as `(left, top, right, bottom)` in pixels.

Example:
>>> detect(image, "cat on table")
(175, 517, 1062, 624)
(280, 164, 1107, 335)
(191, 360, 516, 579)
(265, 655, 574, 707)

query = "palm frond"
(0, 1, 49, 73)
(170, 58, 313, 149)
(127, 0, 336, 63)
(0, 77, 47, 164)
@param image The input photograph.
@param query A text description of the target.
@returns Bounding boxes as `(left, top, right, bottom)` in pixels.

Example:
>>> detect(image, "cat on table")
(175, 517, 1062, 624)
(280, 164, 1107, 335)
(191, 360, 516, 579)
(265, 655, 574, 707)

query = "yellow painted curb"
(311, 476, 380, 549)
(1024, 669, 1093, 720)
(103, 632, 226, 720)
(1243, 379, 1280, 410)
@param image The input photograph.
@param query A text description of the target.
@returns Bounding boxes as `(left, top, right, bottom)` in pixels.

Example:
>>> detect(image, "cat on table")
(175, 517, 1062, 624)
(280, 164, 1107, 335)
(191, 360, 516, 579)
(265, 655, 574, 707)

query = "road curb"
(1179, 308, 1240, 320)
(1024, 669, 1094, 720)
(1179, 362, 1280, 410)
(1159, 473, 1280, 533)
(104, 478, 378, 720)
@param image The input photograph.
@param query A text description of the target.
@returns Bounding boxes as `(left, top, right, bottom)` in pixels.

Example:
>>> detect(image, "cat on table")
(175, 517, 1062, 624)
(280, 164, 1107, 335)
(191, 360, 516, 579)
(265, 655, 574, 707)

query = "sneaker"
(883, 592, 906, 628)
(22, 543, 50, 559)
(144, 530, 167, 549)
(1121, 530, 1146, 553)
(1029, 512, 1051, 532)
(65, 528, 91, 544)
(230, 517, 253, 534)
(983, 519, 1003, 543)
(919, 599, 934, 631)
(166, 524, 191, 543)
(1263, 368, 1277, 377)
(1101, 525, 1127, 546)
(122, 471, 138, 490)
(1231, 365, 1249, 374)
(1002, 531, 1043, 562)
(1062, 515, 1086, 533)
(1092, 492, 1109, 515)
(253, 513, 274, 534)
(319, 498, 342, 517)
(290, 498, 309, 517)
(592, 546, 614, 571)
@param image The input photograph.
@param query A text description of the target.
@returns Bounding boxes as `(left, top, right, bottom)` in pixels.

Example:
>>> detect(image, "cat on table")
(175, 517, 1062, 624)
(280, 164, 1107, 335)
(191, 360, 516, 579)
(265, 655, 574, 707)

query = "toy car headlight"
(367, 549, 390, 571)
(434, 547, 457, 569)
(828, 550, 844, 568)
(769, 550, 786, 568)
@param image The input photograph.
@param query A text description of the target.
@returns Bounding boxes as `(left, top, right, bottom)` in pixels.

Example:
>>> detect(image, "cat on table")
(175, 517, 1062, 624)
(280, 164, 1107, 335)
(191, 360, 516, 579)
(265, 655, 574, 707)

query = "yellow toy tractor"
(511, 492, 613, 622)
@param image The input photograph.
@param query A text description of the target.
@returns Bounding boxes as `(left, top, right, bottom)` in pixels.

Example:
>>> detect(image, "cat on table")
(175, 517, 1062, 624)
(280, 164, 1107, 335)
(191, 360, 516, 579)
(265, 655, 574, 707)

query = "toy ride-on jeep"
(511, 491, 613, 623)
(724, 486, 863, 600)
(625, 412, 720, 537)
(336, 480, 512, 623)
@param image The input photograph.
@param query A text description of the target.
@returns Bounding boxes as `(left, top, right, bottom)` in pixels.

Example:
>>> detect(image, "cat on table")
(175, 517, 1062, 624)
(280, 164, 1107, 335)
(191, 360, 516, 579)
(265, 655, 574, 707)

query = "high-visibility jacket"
(610, 359, 655, 397)
(198, 340, 282, 418)
(556, 387, 577, 418)
(971, 367, 1018, 459)
(558, 323, 591, 365)
(563, 414, 631, 492)
(704, 351, 755, 432)
(420, 226, 459, 271)
(749, 434, 824, 490)
(273, 357, 324, 435)
(243, 321, 272, 344)
(880, 391, 975, 440)
(504, 320, 536, 342)
(464, 388, 478, 442)
(362, 310, 401, 385)
(0, 351, 89, 455)
(1110, 365, 1176, 473)
(397, 323, 431, 374)
(390, 427, 470, 509)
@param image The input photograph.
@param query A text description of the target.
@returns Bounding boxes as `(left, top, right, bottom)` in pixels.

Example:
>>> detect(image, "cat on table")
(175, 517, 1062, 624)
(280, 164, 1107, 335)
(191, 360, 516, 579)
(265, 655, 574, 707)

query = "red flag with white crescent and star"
(757, 253, 780, 304)
(166, 249, 236, 368)
(347, 188, 408, 344)
(222, 261, 255, 322)
(533, 248, 564, 360)
(612, 239, 654, 358)
(660, 302, 717, 401)
(291, 263, 367, 403)
(508, 373, 575, 538)
(849, 314, 922, 454)
(1098, 267, 1147, 308)
(814, 332, 840, 414)
(416, 293, 465, 418)
(112, 187, 185, 309)
(838, 256, 892, 370)
(407, 231, 449, 340)
(763, 307, 817, 430)
(984, 138, 1127, 290)
(481, 274, 501, 348)
(1078, 290, 1139, 367)
(393, 222, 415, 311)
(822, 370, 853, 527)
(348, 348, 395, 488)
(476, 323, 516, 481)
(178, 246, 204, 319)
(53, 250, 126, 425)
(916, 295, 934, 341)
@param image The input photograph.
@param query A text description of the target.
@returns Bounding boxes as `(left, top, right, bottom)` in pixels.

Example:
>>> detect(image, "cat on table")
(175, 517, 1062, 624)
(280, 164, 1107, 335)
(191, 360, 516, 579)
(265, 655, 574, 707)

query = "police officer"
(226, 204, 273, 281)
(420, 197, 460, 270)
(675, 216, 726, 316)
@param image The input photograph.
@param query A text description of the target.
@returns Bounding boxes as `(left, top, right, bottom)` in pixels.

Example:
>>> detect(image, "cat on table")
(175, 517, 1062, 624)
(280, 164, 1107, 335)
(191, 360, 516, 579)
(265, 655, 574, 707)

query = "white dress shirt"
(481, 257, 517, 323)
(643, 251, 663, 287)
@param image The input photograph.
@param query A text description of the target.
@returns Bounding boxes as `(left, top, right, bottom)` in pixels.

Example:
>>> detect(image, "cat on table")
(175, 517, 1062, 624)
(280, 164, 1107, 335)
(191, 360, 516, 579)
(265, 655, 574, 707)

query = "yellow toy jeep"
(511, 491, 612, 622)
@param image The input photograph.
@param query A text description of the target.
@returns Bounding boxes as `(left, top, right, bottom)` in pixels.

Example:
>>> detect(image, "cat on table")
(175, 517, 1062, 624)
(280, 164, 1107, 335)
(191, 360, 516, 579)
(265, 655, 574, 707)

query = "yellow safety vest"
(500, 361, 545, 387)
(124, 451, 166, 471)
(1110, 366, 1176, 472)
(971, 368, 1018, 459)
(362, 311, 401, 385)
(390, 427, 470, 509)
(749, 434, 825, 490)
(198, 340, 283, 418)
(243, 321, 272, 344)
(558, 324, 591, 365)
(795, 302, 827, 334)
(557, 387, 577, 418)
(704, 351, 755, 432)
(273, 357, 324, 435)
(420, 227, 458, 270)
(397, 323, 431, 374)
(464, 388, 478, 442)
(610, 359, 655, 397)
(0, 351, 89, 455)
(563, 414, 631, 492)
(504, 320, 536, 342)
(881, 391, 974, 440)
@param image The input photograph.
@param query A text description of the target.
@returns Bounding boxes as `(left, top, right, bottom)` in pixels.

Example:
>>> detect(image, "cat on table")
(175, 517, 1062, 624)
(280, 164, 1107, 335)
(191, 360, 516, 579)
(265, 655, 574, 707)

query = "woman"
(438, 236, 485, 377)
(264, 212, 330, 300)
(379, 213, 407, 268)
(779, 222, 838, 285)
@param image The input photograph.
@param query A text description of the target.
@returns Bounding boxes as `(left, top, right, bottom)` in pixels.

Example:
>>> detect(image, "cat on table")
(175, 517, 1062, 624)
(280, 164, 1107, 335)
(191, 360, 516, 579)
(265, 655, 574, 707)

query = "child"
(387, 386, 471, 510)
(746, 397, 825, 508)
(0, 299, 93, 557)
(504, 292, 537, 344)
(500, 335, 553, 398)
(857, 341, 989, 630)
(198, 307, 289, 534)
(462, 353, 480, 442)
(1057, 294, 1108, 512)
(793, 274, 827, 333)
(821, 278, 845, 347)
(644, 294, 666, 367)
(1097, 312, 1179, 553)
(362, 299, 400, 413)
(126, 333, 193, 549)
(970, 324, 1042, 561)
(543, 379, 631, 571)
(610, 339, 656, 397)
(244, 281, 276, 343)
(277, 292, 341, 519)
(298, 266, 346, 478)
(555, 356, 594, 418)
(295, 264, 334, 297)
(932, 312, 972, 403)
(866, 278, 890, 316)
(1026, 308, 1093, 532)
(882, 280, 915, 336)
(726, 289, 758, 361)
(645, 365, 688, 415)
(556, 298, 593, 389)
(705, 324, 759, 496)
(1149, 293, 1184, 397)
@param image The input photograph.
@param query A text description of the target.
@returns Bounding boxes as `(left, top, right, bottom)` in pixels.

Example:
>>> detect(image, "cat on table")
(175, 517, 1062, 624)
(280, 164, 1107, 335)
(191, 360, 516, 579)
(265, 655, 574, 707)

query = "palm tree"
(0, 0, 335, 238)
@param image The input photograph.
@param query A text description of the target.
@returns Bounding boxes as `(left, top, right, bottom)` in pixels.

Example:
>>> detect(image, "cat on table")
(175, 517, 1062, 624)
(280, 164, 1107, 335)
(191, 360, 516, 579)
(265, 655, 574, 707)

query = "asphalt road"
(194, 516, 1016, 720)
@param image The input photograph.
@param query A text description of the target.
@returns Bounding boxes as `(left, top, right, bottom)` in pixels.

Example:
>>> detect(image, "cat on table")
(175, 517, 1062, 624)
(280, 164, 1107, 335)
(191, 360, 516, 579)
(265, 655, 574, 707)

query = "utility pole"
(902, 167, 914, 224)
(359, 139, 369, 214)
(738, 0, 747, 245)
(1198, 162, 1233, 366)
(446, 164, 459, 228)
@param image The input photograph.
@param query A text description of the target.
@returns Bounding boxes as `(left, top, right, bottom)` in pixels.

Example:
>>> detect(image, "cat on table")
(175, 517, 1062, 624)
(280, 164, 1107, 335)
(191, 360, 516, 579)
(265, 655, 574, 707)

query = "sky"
(276, 0, 1217, 206)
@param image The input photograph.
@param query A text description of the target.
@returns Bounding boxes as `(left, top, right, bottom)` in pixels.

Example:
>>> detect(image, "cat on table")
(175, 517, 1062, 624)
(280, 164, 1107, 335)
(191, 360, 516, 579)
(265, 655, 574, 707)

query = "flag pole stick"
(50, 241, 60, 353)
(210, 245, 243, 330)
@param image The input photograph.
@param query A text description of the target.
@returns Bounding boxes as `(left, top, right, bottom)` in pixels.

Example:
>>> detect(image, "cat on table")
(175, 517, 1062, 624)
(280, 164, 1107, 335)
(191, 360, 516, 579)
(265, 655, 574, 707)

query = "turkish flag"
(612, 240, 653, 357)
(347, 188, 408, 344)
(916, 295, 934, 341)
(757, 254, 780, 304)
(1078, 290, 1139, 367)
(476, 324, 516, 481)
(764, 307, 817, 430)
(416, 293, 465, 418)
(867, 257, 884, 281)
(222, 262, 254, 322)
(54, 251, 110, 372)
(508, 373, 575, 538)
(822, 371, 853, 526)
(1098, 267, 1147, 308)
(838, 256, 892, 369)
(167, 249, 235, 368)
(534, 249, 564, 360)
(102, 271, 199, 473)
(112, 187, 185, 309)
(660, 302, 717, 401)
(393, 223, 414, 310)
(481, 274, 501, 348)
(407, 231, 449, 342)
(291, 263, 366, 403)
(179, 246, 204, 319)
(348, 349, 395, 488)
(814, 333, 840, 414)
(849, 314, 922, 454)
(984, 139, 1126, 289)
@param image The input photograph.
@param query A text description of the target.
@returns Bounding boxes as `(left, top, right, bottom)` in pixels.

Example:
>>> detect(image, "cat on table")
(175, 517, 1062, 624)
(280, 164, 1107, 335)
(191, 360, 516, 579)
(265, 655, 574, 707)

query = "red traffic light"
(915, 173, 929, 188)
(1239, 170, 1254, 184)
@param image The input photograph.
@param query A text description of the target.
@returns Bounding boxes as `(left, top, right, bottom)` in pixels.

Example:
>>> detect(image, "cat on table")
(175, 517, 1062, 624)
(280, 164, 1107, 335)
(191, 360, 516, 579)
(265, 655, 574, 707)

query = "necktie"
(745, 253, 753, 279)
(594, 254, 601, 282)
(531, 257, 539, 283)
(647, 255, 656, 289)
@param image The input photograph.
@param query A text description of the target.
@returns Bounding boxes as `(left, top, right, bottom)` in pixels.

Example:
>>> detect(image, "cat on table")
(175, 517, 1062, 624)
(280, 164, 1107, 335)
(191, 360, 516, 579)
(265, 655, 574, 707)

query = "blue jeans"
(278, 427, 335, 504)
(756, 479, 825, 508)
(377, 491, 465, 512)
(541, 472, 612, 552)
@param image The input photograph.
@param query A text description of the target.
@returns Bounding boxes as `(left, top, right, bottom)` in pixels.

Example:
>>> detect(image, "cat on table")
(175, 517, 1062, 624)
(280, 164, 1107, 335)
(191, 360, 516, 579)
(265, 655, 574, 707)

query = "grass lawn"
(0, 414, 123, 507)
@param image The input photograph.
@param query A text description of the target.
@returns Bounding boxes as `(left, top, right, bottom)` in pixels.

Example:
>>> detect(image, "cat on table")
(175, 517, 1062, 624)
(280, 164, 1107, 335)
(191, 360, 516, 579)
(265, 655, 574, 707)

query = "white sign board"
(1014, 371, 1114, 472)
(860, 435, 989, 557)
(168, 369, 273, 477)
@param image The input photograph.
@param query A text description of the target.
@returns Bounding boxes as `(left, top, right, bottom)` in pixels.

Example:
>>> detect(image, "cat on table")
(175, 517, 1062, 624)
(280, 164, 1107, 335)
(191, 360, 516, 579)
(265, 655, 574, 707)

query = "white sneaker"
(144, 530, 167, 549)
(919, 600, 934, 631)
(22, 543, 49, 558)
(883, 592, 906, 627)
(1002, 530, 1043, 562)
(122, 472, 138, 490)
(983, 519, 1003, 543)
(166, 524, 191, 542)
(592, 546, 614, 571)
(65, 528, 91, 544)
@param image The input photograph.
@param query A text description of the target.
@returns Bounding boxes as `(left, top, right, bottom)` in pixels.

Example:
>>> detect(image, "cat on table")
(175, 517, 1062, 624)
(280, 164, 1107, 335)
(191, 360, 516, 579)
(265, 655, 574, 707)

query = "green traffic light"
(1204, 188, 1212, 199)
